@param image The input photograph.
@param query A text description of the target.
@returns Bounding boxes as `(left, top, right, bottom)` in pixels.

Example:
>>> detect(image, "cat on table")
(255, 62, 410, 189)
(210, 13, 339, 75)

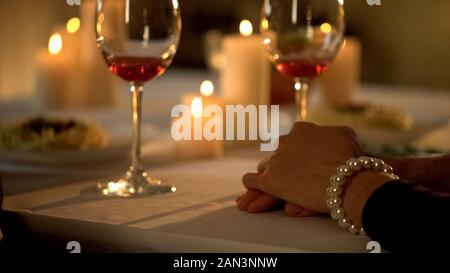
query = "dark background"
(1, 0, 450, 101)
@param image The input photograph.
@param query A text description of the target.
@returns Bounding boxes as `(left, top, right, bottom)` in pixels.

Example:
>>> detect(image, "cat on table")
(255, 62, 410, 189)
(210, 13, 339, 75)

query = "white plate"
(0, 111, 161, 167)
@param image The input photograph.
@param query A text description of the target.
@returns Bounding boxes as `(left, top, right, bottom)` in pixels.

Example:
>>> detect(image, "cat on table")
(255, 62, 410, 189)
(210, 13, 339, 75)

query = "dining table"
(0, 68, 449, 253)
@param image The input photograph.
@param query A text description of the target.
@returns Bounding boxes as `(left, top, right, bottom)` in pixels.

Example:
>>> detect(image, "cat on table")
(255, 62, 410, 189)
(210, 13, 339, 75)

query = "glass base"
(97, 169, 176, 198)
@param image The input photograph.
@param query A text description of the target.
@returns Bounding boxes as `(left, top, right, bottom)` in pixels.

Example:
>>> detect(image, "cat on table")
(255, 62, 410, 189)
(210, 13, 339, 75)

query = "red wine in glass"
(276, 59, 330, 79)
(261, 0, 345, 121)
(107, 57, 168, 83)
(95, 0, 181, 197)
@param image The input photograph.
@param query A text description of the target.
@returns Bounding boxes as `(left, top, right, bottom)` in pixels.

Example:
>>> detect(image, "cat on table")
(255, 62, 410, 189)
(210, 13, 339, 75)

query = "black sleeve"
(362, 180, 450, 253)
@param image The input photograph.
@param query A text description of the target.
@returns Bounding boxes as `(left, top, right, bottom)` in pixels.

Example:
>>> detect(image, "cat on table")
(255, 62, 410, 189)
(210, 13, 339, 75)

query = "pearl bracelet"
(326, 156, 399, 235)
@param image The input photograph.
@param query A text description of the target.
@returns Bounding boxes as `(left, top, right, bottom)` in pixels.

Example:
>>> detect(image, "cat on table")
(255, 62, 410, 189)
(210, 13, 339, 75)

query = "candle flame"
(320, 23, 332, 34)
(66, 17, 81, 34)
(191, 97, 203, 118)
(200, 80, 214, 96)
(239, 20, 253, 37)
(96, 23, 102, 34)
(261, 18, 269, 31)
(48, 33, 63, 56)
(96, 12, 104, 34)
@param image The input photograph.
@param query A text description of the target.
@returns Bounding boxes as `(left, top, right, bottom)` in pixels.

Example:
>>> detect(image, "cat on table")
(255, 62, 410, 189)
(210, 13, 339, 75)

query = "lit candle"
(320, 37, 362, 108)
(220, 20, 271, 106)
(36, 5, 118, 109)
(182, 80, 225, 111)
(176, 81, 225, 159)
(64, 17, 82, 53)
(36, 32, 77, 109)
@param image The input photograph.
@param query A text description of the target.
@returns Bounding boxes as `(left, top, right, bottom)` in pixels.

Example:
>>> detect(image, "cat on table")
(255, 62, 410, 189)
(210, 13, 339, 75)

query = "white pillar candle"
(320, 37, 362, 108)
(220, 20, 271, 106)
(36, 32, 78, 109)
(175, 81, 225, 159)
(36, 12, 118, 110)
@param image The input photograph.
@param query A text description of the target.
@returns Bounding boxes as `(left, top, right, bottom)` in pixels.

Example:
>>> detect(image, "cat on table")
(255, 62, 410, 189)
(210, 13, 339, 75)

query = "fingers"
(242, 172, 261, 190)
(237, 189, 282, 213)
(246, 194, 282, 213)
(237, 189, 262, 211)
(237, 190, 319, 216)
(241, 172, 280, 213)
(284, 203, 319, 217)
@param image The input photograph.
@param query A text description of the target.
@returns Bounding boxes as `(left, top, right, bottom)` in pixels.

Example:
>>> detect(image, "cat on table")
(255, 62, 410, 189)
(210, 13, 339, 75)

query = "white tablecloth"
(1, 69, 450, 252)
(3, 156, 371, 253)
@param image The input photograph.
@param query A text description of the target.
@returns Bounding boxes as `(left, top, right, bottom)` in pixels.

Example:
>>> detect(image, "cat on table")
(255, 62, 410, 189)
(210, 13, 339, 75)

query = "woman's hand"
(239, 122, 363, 214)
(237, 157, 316, 217)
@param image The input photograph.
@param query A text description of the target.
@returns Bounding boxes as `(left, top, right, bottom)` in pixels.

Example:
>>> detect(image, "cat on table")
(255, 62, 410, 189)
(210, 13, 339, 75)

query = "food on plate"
(0, 117, 108, 152)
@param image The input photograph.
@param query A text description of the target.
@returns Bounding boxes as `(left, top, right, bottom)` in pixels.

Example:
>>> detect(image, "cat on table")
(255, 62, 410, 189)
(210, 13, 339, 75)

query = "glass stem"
(130, 82, 144, 174)
(294, 78, 309, 122)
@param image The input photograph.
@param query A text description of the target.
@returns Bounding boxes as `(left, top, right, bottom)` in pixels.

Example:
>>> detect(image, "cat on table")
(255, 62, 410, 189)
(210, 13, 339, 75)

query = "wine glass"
(261, 0, 345, 121)
(95, 0, 181, 197)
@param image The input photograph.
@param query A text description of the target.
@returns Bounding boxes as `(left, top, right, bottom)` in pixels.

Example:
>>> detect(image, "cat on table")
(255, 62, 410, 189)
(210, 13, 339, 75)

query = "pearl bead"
(344, 167, 353, 176)
(372, 159, 383, 171)
(326, 197, 342, 210)
(348, 225, 360, 234)
(382, 165, 394, 174)
(331, 208, 345, 220)
(327, 157, 398, 236)
(359, 228, 366, 236)
(338, 217, 351, 228)
(330, 174, 346, 186)
(338, 166, 352, 177)
(326, 185, 342, 197)
(359, 156, 373, 169)
(346, 159, 361, 171)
